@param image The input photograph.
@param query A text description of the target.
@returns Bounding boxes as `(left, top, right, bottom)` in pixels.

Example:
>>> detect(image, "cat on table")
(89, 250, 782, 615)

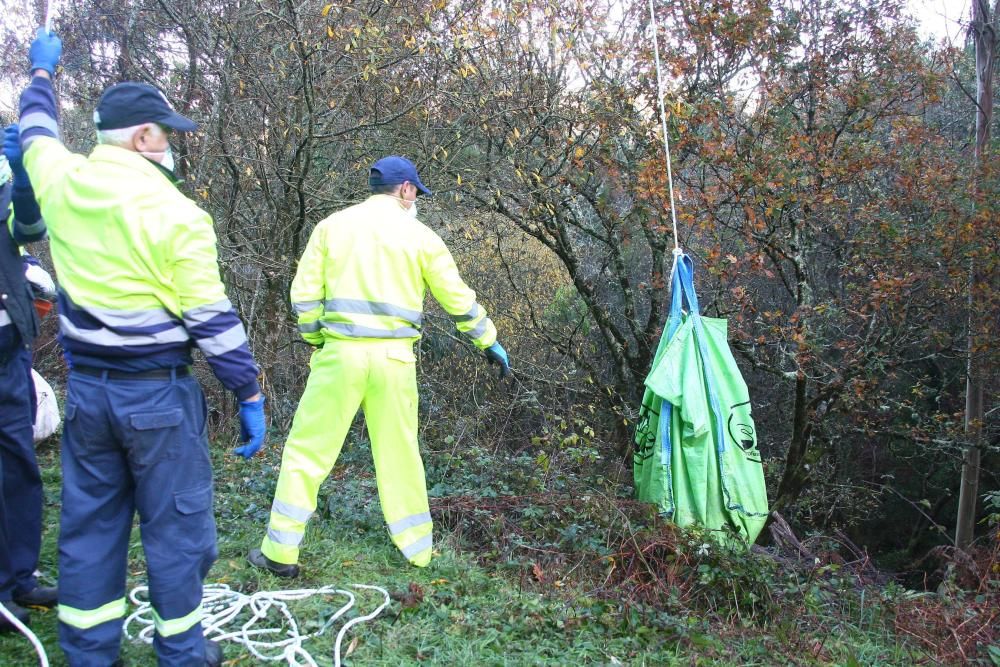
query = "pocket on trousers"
(126, 408, 184, 467)
(173, 484, 216, 555)
(386, 348, 416, 364)
(63, 401, 103, 452)
(130, 409, 184, 431)
(174, 484, 212, 515)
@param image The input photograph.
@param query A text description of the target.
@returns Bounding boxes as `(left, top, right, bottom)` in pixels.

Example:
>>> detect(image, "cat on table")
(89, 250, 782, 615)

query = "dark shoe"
(205, 639, 223, 667)
(0, 601, 30, 633)
(14, 585, 58, 608)
(248, 548, 299, 578)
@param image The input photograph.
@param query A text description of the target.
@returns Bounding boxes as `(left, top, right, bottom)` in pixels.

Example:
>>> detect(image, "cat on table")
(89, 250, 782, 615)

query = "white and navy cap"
(93, 82, 197, 131)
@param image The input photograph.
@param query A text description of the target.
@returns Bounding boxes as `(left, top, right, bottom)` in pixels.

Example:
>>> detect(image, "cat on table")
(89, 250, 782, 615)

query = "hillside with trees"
(0, 0, 996, 664)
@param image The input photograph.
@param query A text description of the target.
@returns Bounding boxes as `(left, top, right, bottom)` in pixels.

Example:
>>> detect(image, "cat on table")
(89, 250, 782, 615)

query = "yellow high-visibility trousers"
(260, 339, 432, 567)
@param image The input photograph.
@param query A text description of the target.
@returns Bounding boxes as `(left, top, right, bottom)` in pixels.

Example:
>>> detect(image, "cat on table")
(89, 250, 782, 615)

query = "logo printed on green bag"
(727, 401, 760, 462)
(633, 397, 659, 463)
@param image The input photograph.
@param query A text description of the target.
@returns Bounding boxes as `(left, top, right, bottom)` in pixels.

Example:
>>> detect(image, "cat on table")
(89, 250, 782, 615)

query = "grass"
(1, 433, 930, 666)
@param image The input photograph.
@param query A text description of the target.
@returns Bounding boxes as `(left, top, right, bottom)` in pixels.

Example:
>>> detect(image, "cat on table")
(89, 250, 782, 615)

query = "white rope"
(648, 0, 681, 253)
(44, 0, 55, 33)
(124, 583, 390, 667)
(0, 600, 49, 667)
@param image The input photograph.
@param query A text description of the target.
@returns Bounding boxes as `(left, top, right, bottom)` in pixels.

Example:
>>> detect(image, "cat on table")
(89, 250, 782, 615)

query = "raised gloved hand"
(3, 124, 27, 182)
(29, 28, 62, 76)
(235, 395, 267, 458)
(484, 341, 511, 378)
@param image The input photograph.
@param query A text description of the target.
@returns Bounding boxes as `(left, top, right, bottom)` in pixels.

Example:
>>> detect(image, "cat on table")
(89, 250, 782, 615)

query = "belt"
(73, 366, 191, 380)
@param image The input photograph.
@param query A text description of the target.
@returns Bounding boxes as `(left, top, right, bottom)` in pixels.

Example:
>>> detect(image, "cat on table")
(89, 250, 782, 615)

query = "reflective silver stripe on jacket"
(70, 303, 179, 329)
(323, 321, 420, 339)
(182, 299, 233, 327)
(0, 310, 10, 327)
(297, 318, 421, 339)
(450, 304, 480, 322)
(59, 316, 190, 346)
(20, 112, 60, 140)
(195, 323, 249, 357)
(387, 512, 432, 536)
(324, 298, 423, 327)
(464, 317, 491, 340)
(293, 300, 323, 315)
(14, 218, 45, 237)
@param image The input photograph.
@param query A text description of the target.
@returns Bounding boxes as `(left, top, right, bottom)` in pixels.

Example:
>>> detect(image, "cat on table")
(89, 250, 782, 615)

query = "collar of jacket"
(368, 193, 412, 215)
(89, 144, 183, 187)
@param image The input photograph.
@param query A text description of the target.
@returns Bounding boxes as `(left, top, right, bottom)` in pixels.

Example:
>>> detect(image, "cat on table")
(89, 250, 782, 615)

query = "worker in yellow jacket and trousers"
(249, 156, 509, 576)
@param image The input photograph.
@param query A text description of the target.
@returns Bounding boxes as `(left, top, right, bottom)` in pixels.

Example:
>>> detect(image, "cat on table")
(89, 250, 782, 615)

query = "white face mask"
(137, 124, 175, 172)
(141, 144, 175, 172)
(391, 192, 418, 219)
(160, 145, 175, 172)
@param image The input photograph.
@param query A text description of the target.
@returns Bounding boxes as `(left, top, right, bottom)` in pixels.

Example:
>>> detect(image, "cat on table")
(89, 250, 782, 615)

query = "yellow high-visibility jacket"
(292, 195, 496, 349)
(19, 75, 259, 397)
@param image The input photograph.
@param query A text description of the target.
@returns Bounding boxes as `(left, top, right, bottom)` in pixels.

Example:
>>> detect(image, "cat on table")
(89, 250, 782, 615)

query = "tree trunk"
(955, 0, 997, 549)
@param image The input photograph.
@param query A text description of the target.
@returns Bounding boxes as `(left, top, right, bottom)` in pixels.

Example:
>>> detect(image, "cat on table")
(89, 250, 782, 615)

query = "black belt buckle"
(73, 366, 191, 380)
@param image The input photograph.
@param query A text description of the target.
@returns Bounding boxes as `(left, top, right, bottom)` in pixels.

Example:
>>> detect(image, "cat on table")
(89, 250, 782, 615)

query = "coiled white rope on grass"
(0, 600, 49, 667)
(124, 583, 390, 667)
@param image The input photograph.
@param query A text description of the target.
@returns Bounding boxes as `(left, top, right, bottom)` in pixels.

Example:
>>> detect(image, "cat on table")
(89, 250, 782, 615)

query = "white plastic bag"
(30, 369, 60, 443)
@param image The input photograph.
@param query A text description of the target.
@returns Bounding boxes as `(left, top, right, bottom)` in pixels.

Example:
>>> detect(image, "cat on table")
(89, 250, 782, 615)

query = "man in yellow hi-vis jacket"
(249, 156, 509, 575)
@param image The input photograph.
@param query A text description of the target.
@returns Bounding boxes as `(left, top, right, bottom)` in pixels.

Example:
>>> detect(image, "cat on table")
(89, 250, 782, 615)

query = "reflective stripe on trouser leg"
(261, 344, 369, 565)
(363, 344, 433, 566)
(58, 598, 128, 629)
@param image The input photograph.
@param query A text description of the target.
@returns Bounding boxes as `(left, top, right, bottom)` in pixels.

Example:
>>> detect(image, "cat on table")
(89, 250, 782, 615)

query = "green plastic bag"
(634, 254, 768, 545)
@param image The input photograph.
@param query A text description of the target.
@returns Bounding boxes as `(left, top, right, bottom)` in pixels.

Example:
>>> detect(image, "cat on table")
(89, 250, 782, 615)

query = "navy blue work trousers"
(0, 345, 42, 602)
(58, 370, 217, 667)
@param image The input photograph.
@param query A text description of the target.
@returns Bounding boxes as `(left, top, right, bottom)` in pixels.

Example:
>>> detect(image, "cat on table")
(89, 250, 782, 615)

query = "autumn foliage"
(2, 0, 996, 588)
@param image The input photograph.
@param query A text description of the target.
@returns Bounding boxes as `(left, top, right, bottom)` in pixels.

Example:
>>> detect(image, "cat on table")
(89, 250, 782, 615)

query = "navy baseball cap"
(93, 82, 198, 132)
(369, 156, 431, 196)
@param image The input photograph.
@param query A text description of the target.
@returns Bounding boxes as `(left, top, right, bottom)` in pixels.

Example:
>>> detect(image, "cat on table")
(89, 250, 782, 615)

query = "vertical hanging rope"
(647, 0, 682, 259)
(44, 0, 54, 33)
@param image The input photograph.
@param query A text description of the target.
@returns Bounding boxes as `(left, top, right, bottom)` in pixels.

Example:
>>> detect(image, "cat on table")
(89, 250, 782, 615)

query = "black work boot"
(14, 585, 58, 608)
(205, 639, 224, 667)
(0, 601, 30, 633)
(247, 548, 300, 578)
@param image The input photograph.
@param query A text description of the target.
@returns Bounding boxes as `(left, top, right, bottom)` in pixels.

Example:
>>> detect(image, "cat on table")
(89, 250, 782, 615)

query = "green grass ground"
(0, 437, 925, 666)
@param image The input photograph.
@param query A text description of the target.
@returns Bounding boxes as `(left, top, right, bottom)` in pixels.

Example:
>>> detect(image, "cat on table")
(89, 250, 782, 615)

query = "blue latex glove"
(484, 341, 511, 378)
(29, 28, 62, 76)
(235, 395, 267, 458)
(3, 124, 27, 182)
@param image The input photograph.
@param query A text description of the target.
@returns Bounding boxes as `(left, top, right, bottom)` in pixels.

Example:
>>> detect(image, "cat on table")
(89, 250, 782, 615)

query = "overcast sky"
(909, 0, 969, 44)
